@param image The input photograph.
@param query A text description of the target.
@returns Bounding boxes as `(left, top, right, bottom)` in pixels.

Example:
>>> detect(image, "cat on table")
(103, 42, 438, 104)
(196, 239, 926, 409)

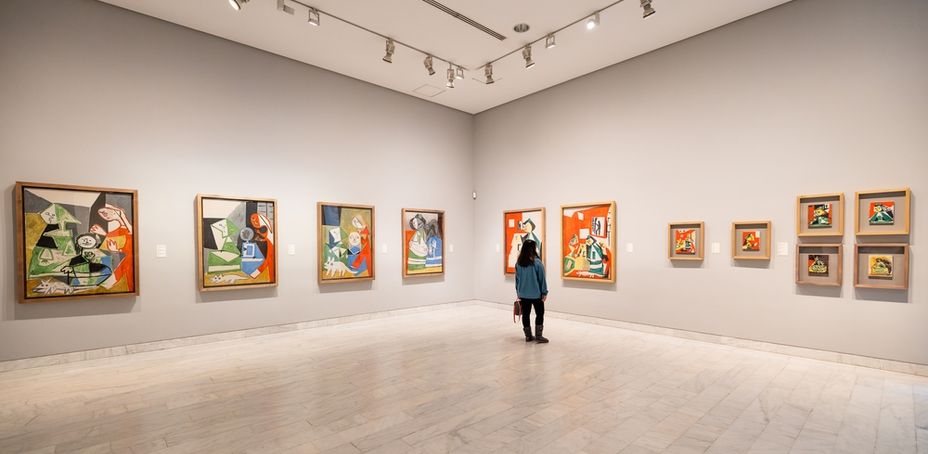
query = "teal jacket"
(515, 259, 548, 299)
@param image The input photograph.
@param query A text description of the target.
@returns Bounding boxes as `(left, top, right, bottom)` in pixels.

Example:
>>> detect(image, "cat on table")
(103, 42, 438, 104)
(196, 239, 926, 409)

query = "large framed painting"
(796, 244, 842, 287)
(402, 208, 444, 277)
(195, 195, 277, 292)
(503, 207, 545, 275)
(14, 182, 139, 303)
(855, 188, 911, 236)
(796, 192, 844, 237)
(318, 202, 375, 283)
(561, 201, 616, 283)
(854, 244, 908, 290)
(731, 221, 771, 260)
(668, 221, 705, 261)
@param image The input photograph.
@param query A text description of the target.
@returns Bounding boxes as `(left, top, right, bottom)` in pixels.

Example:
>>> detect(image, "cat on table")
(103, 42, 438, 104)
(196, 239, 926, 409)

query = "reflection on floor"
(0, 306, 925, 453)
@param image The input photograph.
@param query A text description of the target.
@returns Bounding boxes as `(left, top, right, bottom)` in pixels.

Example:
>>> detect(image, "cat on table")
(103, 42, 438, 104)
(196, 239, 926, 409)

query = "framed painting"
(796, 244, 842, 287)
(15, 182, 139, 303)
(195, 195, 278, 292)
(402, 208, 444, 277)
(796, 193, 844, 237)
(854, 244, 908, 290)
(854, 188, 911, 236)
(731, 221, 772, 260)
(561, 201, 616, 283)
(503, 207, 546, 275)
(668, 221, 705, 261)
(318, 202, 375, 283)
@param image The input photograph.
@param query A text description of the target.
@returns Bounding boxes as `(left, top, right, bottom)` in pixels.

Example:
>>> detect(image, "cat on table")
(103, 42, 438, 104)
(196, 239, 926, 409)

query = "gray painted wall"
(0, 0, 475, 361)
(473, 0, 928, 364)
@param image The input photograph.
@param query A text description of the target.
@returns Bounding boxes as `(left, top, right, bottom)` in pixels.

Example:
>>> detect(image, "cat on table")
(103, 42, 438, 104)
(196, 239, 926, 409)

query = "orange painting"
(562, 202, 615, 281)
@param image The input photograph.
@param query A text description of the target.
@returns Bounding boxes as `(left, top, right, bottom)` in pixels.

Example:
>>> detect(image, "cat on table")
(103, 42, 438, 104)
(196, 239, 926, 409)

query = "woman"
(515, 239, 549, 343)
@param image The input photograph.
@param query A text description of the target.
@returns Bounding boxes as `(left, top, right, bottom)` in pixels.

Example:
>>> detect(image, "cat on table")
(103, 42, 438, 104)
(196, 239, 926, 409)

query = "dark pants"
(520, 298, 545, 328)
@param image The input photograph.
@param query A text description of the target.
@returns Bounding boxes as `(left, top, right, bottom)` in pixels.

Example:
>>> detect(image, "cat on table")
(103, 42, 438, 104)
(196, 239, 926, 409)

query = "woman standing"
(515, 239, 549, 343)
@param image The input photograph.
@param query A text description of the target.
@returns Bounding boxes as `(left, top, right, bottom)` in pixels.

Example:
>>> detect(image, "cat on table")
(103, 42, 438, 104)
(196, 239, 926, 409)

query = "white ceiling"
(99, 0, 791, 114)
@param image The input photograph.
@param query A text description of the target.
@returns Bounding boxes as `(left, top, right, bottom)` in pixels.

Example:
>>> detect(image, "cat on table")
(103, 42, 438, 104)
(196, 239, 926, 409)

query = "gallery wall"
(473, 0, 928, 364)
(0, 0, 475, 361)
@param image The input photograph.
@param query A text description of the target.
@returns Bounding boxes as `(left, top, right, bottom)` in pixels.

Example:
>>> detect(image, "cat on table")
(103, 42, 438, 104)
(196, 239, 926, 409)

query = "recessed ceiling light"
(513, 23, 530, 33)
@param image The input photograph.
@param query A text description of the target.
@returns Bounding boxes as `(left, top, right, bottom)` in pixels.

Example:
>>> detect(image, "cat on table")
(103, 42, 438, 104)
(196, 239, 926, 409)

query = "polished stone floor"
(0, 306, 925, 454)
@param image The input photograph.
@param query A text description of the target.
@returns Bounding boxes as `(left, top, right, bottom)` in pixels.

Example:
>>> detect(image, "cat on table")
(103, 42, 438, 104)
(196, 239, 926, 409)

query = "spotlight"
(446, 64, 455, 89)
(277, 0, 294, 15)
(545, 34, 556, 49)
(586, 12, 600, 30)
(522, 45, 535, 69)
(228, 0, 249, 11)
(641, 0, 656, 18)
(424, 56, 435, 76)
(484, 64, 494, 85)
(307, 7, 320, 26)
(455, 66, 464, 80)
(383, 38, 395, 63)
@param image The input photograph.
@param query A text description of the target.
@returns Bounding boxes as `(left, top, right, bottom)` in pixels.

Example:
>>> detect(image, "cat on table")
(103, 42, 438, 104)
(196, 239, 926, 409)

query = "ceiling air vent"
(420, 0, 507, 41)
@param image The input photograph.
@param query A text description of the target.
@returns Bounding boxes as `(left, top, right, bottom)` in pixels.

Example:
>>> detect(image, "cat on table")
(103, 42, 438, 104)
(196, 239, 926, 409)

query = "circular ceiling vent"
(513, 23, 530, 33)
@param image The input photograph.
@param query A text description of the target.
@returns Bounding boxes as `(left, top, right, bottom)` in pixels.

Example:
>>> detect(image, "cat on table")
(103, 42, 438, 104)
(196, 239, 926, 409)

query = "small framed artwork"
(402, 208, 444, 277)
(855, 188, 911, 236)
(731, 221, 772, 260)
(318, 202, 375, 283)
(668, 221, 705, 261)
(561, 201, 616, 283)
(796, 193, 844, 237)
(503, 208, 546, 275)
(796, 244, 842, 286)
(196, 195, 278, 292)
(854, 244, 908, 290)
(14, 182, 139, 303)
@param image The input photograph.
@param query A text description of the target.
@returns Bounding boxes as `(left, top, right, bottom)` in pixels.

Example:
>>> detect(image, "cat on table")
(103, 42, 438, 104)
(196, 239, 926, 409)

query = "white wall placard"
(711, 242, 721, 254)
(155, 244, 167, 258)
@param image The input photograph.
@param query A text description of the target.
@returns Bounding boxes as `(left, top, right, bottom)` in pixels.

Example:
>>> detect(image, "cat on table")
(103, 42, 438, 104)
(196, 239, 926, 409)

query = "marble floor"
(0, 306, 925, 454)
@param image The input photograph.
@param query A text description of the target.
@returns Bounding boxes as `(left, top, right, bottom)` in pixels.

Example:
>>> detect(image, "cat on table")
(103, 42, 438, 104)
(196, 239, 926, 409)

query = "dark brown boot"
(523, 326, 535, 342)
(535, 325, 549, 343)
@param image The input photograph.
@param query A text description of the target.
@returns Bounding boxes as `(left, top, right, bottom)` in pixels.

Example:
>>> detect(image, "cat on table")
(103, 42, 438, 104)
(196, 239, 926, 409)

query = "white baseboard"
(3, 299, 926, 377)
(474, 300, 928, 377)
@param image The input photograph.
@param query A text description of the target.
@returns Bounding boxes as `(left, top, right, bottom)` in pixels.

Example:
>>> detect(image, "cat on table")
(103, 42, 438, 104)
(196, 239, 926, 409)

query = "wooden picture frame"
(401, 208, 445, 278)
(796, 244, 843, 287)
(731, 221, 772, 260)
(14, 181, 140, 304)
(854, 188, 911, 236)
(854, 243, 909, 290)
(561, 201, 617, 283)
(195, 194, 278, 292)
(503, 207, 546, 275)
(668, 221, 705, 261)
(796, 193, 844, 237)
(317, 202, 375, 284)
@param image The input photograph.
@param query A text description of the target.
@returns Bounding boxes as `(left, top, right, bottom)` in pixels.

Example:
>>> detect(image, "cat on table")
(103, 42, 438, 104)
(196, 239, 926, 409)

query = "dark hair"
(517, 240, 538, 267)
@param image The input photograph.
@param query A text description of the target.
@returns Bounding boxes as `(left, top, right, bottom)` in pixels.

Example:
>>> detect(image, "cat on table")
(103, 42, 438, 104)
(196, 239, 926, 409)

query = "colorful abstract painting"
(807, 254, 829, 276)
(16, 183, 138, 302)
(402, 209, 444, 277)
(197, 195, 276, 291)
(868, 201, 895, 225)
(868, 255, 893, 277)
(319, 203, 374, 282)
(808, 203, 832, 228)
(504, 208, 545, 274)
(562, 202, 615, 282)
(674, 229, 697, 255)
(741, 231, 761, 252)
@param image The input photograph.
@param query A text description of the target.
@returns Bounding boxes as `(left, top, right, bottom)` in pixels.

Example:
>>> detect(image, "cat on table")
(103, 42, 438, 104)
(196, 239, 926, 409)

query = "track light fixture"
(586, 12, 600, 30)
(522, 45, 535, 69)
(276, 0, 294, 15)
(307, 7, 320, 26)
(454, 66, 464, 80)
(382, 38, 395, 63)
(545, 34, 557, 49)
(641, 0, 656, 18)
(423, 56, 435, 76)
(484, 64, 494, 85)
(446, 64, 455, 89)
(228, 0, 249, 11)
